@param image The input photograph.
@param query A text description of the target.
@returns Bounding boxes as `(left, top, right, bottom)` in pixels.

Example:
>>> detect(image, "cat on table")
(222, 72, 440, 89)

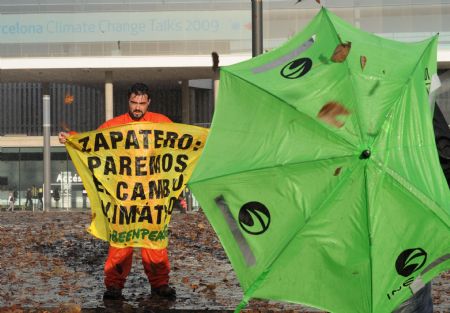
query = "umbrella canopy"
(188, 8, 450, 313)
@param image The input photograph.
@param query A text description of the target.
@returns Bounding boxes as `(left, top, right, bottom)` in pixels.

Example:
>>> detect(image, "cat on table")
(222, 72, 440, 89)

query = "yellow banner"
(66, 122, 209, 249)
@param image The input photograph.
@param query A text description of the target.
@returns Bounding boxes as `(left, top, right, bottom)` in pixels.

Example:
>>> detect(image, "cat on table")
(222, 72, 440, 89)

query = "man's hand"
(58, 132, 70, 144)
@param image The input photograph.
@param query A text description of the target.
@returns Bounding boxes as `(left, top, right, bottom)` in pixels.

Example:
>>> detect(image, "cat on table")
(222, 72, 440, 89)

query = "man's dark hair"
(128, 83, 150, 99)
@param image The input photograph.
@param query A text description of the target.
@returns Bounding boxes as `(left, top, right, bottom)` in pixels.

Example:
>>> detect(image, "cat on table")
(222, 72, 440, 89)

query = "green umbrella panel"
(189, 8, 450, 313)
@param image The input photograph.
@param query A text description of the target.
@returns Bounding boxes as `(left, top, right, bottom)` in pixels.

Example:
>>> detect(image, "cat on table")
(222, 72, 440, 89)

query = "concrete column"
(181, 80, 191, 211)
(105, 71, 114, 121)
(354, 7, 361, 28)
(43, 95, 51, 212)
(181, 80, 190, 124)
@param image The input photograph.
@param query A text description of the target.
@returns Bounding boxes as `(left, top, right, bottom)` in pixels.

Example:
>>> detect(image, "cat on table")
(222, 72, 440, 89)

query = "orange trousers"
(104, 245, 170, 290)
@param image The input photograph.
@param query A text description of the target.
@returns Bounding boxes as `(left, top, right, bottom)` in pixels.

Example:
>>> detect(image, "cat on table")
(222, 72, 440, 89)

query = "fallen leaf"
(360, 56, 367, 70)
(206, 283, 217, 290)
(331, 42, 351, 63)
(317, 101, 350, 128)
(64, 94, 74, 105)
(316, 0, 321, 4)
(334, 167, 342, 176)
(198, 223, 205, 229)
(7, 271, 17, 281)
(58, 303, 81, 313)
(191, 283, 199, 292)
(181, 277, 190, 284)
(3, 304, 25, 313)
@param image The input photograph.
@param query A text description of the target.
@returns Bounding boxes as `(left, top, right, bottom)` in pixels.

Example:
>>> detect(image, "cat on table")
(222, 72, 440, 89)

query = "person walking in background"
(37, 187, 43, 210)
(179, 196, 187, 213)
(7, 192, 15, 211)
(25, 188, 32, 209)
(58, 82, 175, 301)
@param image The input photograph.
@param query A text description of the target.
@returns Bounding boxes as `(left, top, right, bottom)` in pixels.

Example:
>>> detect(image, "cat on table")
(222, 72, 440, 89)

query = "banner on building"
(0, 11, 251, 43)
(66, 122, 209, 249)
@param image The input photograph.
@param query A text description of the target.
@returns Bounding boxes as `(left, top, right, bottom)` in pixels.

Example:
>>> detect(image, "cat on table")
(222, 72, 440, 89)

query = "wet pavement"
(0, 211, 448, 313)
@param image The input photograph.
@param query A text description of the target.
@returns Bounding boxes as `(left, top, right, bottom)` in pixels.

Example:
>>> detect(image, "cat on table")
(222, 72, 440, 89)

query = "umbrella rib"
(371, 35, 437, 150)
(221, 68, 358, 150)
(322, 11, 366, 145)
(372, 158, 450, 228)
(189, 154, 356, 186)
(403, 35, 437, 84)
(364, 163, 375, 313)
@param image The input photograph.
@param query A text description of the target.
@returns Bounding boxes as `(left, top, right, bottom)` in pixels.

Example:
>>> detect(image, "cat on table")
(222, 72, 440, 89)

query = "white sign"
(56, 172, 82, 183)
(58, 171, 72, 208)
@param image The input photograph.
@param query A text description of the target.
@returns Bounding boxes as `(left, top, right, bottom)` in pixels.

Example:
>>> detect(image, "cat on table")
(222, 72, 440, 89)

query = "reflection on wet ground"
(0, 211, 448, 312)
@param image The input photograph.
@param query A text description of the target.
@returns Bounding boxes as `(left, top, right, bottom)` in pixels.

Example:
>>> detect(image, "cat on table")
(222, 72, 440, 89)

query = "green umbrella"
(189, 8, 450, 313)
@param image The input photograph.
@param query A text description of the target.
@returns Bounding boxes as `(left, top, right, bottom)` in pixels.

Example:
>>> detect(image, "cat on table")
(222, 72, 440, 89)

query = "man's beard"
(129, 110, 144, 121)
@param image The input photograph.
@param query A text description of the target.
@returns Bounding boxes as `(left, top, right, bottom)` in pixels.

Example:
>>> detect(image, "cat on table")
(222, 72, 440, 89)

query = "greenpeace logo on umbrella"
(280, 58, 312, 79)
(238, 202, 271, 235)
(395, 248, 427, 277)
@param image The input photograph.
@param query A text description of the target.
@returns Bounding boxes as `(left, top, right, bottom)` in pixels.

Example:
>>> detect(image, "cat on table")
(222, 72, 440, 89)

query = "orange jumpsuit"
(98, 112, 173, 290)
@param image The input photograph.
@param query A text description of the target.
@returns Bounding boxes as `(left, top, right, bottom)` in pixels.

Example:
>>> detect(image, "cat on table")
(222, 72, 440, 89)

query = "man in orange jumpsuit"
(58, 82, 175, 300)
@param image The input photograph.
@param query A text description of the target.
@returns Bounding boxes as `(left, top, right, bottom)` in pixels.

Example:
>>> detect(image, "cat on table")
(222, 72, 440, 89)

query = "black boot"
(151, 285, 176, 299)
(103, 287, 125, 301)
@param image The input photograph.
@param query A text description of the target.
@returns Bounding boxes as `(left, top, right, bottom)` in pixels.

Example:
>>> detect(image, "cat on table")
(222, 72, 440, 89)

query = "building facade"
(1, 0, 450, 209)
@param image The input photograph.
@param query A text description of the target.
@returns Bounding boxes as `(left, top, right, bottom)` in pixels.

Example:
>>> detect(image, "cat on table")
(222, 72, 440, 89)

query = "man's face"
(128, 93, 150, 120)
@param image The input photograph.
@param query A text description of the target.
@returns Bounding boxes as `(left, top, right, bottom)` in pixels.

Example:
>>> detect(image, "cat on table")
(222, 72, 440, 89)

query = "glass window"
(18, 147, 44, 210)
(0, 148, 20, 208)
(0, 146, 91, 211)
